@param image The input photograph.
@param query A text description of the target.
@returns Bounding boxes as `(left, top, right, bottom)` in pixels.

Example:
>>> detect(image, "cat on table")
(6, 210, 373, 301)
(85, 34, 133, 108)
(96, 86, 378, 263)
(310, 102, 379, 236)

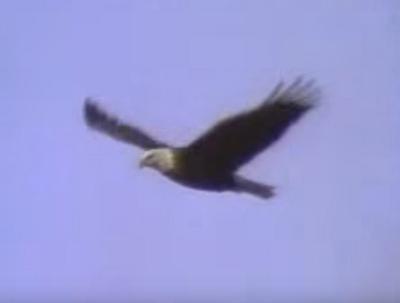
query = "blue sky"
(1, 1, 400, 302)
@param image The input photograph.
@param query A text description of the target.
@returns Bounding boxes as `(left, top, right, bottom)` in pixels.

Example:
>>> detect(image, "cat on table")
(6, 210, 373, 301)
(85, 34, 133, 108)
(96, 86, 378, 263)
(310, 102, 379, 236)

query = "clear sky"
(1, 1, 400, 302)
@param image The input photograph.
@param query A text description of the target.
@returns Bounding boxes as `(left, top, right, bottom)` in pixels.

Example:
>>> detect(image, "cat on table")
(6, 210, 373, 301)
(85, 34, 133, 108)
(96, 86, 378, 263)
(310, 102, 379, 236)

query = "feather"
(234, 175, 275, 199)
(185, 78, 320, 173)
(84, 99, 168, 150)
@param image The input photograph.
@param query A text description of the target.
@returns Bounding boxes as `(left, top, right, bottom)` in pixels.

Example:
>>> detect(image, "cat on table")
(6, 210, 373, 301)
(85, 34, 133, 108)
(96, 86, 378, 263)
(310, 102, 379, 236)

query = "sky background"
(1, 0, 400, 302)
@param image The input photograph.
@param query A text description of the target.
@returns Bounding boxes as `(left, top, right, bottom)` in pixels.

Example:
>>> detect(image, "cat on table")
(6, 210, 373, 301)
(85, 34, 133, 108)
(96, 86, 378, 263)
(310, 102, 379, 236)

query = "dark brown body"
(164, 148, 236, 191)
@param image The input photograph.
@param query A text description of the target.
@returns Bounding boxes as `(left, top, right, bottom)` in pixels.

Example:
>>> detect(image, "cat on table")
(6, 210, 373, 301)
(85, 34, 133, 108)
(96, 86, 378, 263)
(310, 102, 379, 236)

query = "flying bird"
(84, 78, 319, 200)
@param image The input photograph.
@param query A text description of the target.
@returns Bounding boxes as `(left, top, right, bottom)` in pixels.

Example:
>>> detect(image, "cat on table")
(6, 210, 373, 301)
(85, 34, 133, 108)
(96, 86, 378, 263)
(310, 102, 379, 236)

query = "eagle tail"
(233, 175, 275, 200)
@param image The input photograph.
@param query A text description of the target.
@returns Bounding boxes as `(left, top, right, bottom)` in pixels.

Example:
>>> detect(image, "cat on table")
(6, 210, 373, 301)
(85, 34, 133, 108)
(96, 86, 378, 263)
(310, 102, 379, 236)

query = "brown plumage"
(84, 77, 320, 200)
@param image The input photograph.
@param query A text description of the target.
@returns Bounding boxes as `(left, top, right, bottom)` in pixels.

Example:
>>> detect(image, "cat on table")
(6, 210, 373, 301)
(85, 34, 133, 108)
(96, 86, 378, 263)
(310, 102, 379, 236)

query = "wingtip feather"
(83, 98, 109, 128)
(272, 76, 321, 109)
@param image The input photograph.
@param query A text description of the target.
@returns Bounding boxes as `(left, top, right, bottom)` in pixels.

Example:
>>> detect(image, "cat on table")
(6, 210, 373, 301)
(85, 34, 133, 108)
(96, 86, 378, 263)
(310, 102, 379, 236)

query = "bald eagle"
(84, 78, 319, 200)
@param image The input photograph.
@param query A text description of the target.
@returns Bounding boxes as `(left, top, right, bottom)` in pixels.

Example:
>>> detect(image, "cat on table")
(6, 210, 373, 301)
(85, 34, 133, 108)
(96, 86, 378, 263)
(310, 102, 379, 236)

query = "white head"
(139, 148, 176, 173)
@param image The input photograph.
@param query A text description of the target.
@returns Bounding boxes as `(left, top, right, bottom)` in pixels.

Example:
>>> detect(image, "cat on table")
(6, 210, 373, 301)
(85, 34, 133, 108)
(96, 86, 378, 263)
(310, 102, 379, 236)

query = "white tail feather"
(234, 176, 275, 200)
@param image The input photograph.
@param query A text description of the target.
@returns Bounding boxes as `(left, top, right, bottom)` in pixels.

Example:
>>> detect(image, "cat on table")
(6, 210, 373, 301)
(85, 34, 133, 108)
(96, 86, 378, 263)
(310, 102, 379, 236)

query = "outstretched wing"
(185, 77, 320, 173)
(84, 99, 169, 149)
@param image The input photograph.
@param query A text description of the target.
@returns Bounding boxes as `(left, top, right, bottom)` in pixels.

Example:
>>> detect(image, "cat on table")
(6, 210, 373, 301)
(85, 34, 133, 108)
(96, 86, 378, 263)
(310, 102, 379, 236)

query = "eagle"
(84, 77, 319, 200)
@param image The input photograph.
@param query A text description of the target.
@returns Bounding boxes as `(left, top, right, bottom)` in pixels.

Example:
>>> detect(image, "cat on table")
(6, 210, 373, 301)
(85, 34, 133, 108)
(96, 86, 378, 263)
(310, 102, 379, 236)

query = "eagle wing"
(185, 77, 320, 173)
(84, 99, 169, 149)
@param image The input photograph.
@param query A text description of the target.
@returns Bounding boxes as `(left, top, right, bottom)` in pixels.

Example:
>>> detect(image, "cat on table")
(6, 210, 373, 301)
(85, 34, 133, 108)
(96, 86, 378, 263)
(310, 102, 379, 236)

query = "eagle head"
(139, 148, 176, 173)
